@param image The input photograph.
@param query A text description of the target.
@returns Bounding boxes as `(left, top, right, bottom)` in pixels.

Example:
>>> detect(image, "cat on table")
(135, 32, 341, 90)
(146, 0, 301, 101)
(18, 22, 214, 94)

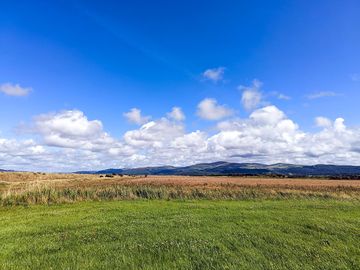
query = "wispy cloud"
(239, 79, 263, 111)
(315, 116, 332, 128)
(306, 91, 339, 100)
(277, 94, 291, 100)
(202, 67, 225, 83)
(270, 91, 291, 100)
(0, 82, 32, 97)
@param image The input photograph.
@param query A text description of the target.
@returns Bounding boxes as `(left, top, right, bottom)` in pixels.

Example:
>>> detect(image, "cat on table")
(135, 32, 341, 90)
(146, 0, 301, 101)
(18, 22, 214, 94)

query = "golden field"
(0, 172, 359, 206)
(1, 171, 360, 189)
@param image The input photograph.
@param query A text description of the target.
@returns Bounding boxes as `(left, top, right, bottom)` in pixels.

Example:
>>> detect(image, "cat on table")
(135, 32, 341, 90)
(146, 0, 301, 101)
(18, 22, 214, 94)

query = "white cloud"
(3, 105, 360, 171)
(167, 107, 185, 121)
(277, 94, 291, 100)
(124, 118, 184, 148)
(32, 110, 117, 151)
(172, 131, 207, 149)
(334, 118, 346, 132)
(211, 106, 302, 157)
(239, 79, 263, 111)
(0, 83, 31, 96)
(250, 105, 286, 125)
(35, 110, 103, 138)
(307, 91, 338, 99)
(123, 108, 151, 125)
(197, 98, 233, 120)
(202, 67, 225, 82)
(209, 106, 360, 165)
(315, 117, 332, 128)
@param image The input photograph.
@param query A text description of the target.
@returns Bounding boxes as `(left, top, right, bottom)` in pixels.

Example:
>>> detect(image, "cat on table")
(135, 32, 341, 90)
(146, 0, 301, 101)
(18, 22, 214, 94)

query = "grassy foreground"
(0, 200, 359, 269)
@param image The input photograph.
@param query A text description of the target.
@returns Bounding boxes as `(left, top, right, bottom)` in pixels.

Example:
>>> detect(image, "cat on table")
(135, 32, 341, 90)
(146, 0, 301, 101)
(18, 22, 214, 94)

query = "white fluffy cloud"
(239, 79, 263, 111)
(32, 110, 116, 151)
(123, 108, 151, 125)
(211, 106, 303, 159)
(2, 104, 360, 171)
(124, 118, 184, 148)
(197, 98, 233, 120)
(202, 67, 225, 82)
(0, 83, 31, 96)
(167, 107, 185, 121)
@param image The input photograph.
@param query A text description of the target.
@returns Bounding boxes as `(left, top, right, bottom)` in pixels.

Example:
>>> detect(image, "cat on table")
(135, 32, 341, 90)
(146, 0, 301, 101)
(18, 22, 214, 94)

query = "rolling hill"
(75, 162, 360, 177)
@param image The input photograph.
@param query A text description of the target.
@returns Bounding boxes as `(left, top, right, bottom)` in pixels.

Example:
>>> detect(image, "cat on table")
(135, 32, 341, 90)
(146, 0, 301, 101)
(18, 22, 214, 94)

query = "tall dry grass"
(0, 172, 359, 206)
(1, 183, 359, 206)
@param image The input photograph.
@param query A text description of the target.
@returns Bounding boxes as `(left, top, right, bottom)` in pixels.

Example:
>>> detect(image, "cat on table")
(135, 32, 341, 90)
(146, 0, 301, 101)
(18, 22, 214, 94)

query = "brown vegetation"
(0, 172, 359, 206)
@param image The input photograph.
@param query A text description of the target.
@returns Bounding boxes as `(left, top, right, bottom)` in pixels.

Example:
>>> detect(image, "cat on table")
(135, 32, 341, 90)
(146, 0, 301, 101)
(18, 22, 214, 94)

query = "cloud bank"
(2, 103, 360, 171)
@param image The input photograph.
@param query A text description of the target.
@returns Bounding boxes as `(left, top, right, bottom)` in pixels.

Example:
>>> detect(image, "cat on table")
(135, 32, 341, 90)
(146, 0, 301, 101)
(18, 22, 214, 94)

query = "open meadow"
(0, 172, 359, 269)
(1, 172, 360, 204)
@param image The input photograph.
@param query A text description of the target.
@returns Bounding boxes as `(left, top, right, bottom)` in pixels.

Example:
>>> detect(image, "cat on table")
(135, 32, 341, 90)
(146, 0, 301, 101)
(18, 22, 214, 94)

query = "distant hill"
(0, 169, 14, 172)
(75, 162, 360, 178)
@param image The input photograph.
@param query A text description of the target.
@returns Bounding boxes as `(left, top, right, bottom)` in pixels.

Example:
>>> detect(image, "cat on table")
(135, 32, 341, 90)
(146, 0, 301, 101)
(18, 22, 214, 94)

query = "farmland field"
(0, 173, 359, 269)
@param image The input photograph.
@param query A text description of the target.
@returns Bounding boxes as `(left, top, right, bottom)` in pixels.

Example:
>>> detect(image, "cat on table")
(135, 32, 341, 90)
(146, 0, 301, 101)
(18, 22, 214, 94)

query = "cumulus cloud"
(120, 105, 360, 167)
(307, 91, 339, 99)
(0, 138, 130, 172)
(211, 106, 302, 158)
(202, 67, 225, 82)
(197, 98, 233, 120)
(124, 118, 184, 148)
(32, 110, 118, 151)
(35, 110, 103, 138)
(171, 131, 207, 149)
(239, 79, 263, 111)
(2, 105, 360, 171)
(0, 83, 31, 96)
(211, 106, 360, 164)
(123, 108, 151, 125)
(250, 105, 286, 125)
(167, 107, 185, 121)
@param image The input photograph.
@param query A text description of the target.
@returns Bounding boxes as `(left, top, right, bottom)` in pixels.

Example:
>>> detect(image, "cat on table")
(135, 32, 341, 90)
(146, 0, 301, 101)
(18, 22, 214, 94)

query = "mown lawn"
(0, 200, 359, 269)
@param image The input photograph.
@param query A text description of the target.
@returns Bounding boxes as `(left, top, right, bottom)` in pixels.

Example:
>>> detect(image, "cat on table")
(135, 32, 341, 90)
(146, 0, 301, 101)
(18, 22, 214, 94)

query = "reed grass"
(1, 182, 358, 206)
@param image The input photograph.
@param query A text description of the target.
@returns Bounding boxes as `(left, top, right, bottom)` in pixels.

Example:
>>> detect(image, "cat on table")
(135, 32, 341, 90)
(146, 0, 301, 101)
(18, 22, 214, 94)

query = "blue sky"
(0, 0, 359, 171)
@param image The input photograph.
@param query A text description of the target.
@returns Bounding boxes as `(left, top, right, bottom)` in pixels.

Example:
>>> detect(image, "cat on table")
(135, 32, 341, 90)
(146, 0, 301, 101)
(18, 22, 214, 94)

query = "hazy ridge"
(74, 161, 360, 177)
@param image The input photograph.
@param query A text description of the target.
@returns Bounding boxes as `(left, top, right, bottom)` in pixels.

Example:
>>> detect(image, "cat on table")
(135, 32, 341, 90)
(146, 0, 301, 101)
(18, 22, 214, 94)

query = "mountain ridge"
(74, 162, 360, 177)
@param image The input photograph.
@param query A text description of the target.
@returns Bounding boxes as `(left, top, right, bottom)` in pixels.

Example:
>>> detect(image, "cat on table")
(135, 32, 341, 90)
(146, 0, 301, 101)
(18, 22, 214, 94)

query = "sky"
(0, 0, 360, 171)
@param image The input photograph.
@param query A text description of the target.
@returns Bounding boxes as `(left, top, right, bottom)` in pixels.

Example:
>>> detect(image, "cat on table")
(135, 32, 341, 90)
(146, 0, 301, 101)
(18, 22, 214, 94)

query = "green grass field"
(0, 199, 359, 269)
